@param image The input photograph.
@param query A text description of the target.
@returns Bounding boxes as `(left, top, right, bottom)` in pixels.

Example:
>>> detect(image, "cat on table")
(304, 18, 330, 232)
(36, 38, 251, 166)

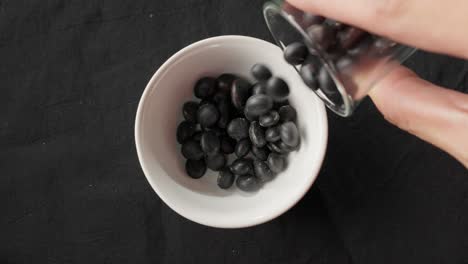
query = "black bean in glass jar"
(263, 0, 416, 116)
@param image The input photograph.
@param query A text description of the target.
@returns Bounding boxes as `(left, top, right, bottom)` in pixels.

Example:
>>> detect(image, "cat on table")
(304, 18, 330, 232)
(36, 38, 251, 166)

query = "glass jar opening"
(263, 1, 417, 117)
(263, 2, 353, 116)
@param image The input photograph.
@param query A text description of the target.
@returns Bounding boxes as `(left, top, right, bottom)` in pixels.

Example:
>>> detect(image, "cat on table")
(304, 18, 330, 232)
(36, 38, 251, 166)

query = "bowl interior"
(135, 36, 327, 228)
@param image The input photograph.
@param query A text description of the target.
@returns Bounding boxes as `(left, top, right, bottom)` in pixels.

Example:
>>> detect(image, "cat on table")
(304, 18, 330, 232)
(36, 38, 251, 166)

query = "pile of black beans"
(281, 13, 396, 101)
(177, 64, 300, 192)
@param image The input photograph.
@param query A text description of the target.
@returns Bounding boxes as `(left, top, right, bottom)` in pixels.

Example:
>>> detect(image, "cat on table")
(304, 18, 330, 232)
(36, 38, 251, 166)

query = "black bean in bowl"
(176, 66, 301, 192)
(236, 174, 260, 192)
(217, 168, 235, 189)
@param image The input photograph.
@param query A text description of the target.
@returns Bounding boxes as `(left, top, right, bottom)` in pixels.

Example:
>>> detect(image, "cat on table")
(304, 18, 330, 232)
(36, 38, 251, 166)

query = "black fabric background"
(1, 0, 467, 263)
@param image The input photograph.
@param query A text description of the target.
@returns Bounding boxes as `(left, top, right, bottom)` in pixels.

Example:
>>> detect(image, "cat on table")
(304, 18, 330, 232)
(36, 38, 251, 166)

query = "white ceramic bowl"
(135, 35, 328, 228)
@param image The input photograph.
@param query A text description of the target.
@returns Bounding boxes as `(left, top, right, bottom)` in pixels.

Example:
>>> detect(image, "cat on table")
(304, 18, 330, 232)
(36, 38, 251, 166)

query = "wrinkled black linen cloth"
(1, 0, 467, 263)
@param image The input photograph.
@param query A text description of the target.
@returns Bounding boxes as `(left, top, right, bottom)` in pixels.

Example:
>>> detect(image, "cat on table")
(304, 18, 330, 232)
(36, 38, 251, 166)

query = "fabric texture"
(1, 0, 467, 263)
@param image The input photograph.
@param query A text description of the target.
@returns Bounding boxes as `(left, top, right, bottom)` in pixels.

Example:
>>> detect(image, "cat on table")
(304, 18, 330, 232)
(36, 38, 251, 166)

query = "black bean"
(249, 121, 267, 147)
(185, 159, 207, 179)
(318, 66, 336, 94)
(217, 168, 235, 189)
(235, 138, 251, 158)
(283, 42, 309, 65)
(231, 78, 252, 110)
(213, 91, 229, 105)
(207, 126, 225, 136)
(192, 131, 203, 141)
(217, 100, 231, 129)
(338, 27, 366, 49)
(236, 174, 259, 192)
(278, 140, 298, 153)
(177, 121, 196, 144)
(326, 44, 347, 61)
(300, 63, 318, 90)
(205, 154, 226, 171)
(267, 141, 288, 154)
(267, 153, 287, 173)
(258, 110, 280, 127)
(301, 13, 324, 28)
(194, 77, 216, 99)
(251, 64, 272, 81)
(278, 105, 297, 122)
(254, 160, 275, 182)
(274, 99, 290, 109)
(251, 146, 269, 161)
(244, 107, 257, 122)
(182, 101, 199, 123)
(252, 82, 266, 95)
(348, 36, 373, 56)
(307, 24, 336, 51)
(197, 103, 219, 128)
(227, 118, 249, 140)
(318, 67, 343, 104)
(199, 99, 212, 106)
(220, 136, 236, 154)
(280, 121, 300, 148)
(265, 126, 281, 142)
(268, 137, 298, 153)
(266, 77, 289, 102)
(216, 73, 237, 93)
(230, 158, 253, 175)
(259, 110, 280, 127)
(200, 131, 220, 155)
(181, 139, 204, 160)
(245, 94, 273, 117)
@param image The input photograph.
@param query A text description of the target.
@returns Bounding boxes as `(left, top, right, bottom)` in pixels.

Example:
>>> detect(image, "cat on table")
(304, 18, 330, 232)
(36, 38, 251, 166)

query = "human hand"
(289, 0, 468, 168)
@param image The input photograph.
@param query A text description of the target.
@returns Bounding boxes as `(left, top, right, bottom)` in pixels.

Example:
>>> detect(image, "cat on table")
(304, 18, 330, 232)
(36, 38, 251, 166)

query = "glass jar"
(263, 0, 417, 117)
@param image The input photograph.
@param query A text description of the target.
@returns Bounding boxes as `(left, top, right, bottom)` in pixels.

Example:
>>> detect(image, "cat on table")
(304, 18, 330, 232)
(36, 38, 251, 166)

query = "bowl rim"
(134, 35, 328, 228)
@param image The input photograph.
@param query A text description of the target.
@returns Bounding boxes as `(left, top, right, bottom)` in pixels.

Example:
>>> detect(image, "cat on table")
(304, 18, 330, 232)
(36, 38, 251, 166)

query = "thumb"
(369, 66, 468, 168)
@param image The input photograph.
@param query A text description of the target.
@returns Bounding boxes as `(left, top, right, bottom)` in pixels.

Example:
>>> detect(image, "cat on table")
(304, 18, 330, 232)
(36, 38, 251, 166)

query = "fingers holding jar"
(287, 0, 468, 59)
